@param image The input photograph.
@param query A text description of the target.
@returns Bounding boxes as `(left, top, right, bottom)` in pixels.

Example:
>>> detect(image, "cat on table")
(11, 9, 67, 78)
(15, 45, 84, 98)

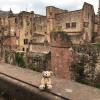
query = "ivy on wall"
(51, 31, 71, 41)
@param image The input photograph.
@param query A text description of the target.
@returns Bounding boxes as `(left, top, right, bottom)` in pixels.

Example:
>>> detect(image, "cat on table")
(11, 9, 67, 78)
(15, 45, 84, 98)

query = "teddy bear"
(39, 71, 53, 90)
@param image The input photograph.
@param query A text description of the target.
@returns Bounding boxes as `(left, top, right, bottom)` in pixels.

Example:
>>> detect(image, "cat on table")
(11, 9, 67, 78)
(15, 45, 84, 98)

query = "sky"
(0, 0, 98, 15)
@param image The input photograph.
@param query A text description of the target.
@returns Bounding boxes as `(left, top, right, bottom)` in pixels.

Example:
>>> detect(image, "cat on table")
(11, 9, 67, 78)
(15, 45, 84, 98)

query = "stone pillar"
(50, 32, 73, 79)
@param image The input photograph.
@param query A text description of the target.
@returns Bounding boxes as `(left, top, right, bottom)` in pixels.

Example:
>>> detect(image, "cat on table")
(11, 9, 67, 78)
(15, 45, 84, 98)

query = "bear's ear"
(42, 71, 45, 75)
(50, 71, 53, 76)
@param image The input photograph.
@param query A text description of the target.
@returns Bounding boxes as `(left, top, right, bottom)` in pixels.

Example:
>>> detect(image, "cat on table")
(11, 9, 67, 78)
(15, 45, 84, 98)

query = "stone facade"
(47, 2, 95, 44)
(0, 2, 99, 52)
(95, 0, 100, 42)
(8, 11, 47, 51)
(0, 10, 47, 52)
(98, 0, 100, 35)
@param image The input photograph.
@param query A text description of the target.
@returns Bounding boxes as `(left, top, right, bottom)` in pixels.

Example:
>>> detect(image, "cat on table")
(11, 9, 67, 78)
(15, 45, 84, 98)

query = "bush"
(71, 43, 100, 87)
(95, 84, 100, 89)
(5, 51, 15, 64)
(15, 53, 27, 68)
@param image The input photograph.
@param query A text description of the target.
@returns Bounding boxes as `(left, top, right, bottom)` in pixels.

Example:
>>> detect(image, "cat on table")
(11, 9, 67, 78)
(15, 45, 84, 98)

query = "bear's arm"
(41, 78, 45, 84)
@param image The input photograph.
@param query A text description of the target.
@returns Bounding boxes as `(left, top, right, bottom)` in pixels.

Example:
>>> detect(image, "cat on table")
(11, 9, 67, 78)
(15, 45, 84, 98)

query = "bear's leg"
(47, 84, 52, 89)
(39, 84, 45, 90)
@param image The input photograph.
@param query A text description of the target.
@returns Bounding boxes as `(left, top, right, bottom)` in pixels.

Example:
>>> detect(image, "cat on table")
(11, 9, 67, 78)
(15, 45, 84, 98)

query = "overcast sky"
(0, 0, 98, 15)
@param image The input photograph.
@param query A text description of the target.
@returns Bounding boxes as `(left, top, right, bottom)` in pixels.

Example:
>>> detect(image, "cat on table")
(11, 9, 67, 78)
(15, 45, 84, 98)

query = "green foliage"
(51, 31, 71, 41)
(15, 53, 27, 68)
(95, 83, 100, 89)
(27, 53, 47, 72)
(5, 51, 15, 64)
(5, 51, 9, 63)
(71, 53, 87, 82)
(5, 51, 48, 72)
(71, 43, 100, 87)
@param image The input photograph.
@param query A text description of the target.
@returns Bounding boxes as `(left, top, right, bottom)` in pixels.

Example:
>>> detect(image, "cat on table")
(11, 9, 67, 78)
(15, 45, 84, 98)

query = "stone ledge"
(0, 63, 99, 100)
(0, 74, 66, 100)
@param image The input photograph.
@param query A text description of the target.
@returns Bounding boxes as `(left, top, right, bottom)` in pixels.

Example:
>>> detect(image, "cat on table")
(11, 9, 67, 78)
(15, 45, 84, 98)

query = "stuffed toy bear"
(39, 71, 53, 90)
